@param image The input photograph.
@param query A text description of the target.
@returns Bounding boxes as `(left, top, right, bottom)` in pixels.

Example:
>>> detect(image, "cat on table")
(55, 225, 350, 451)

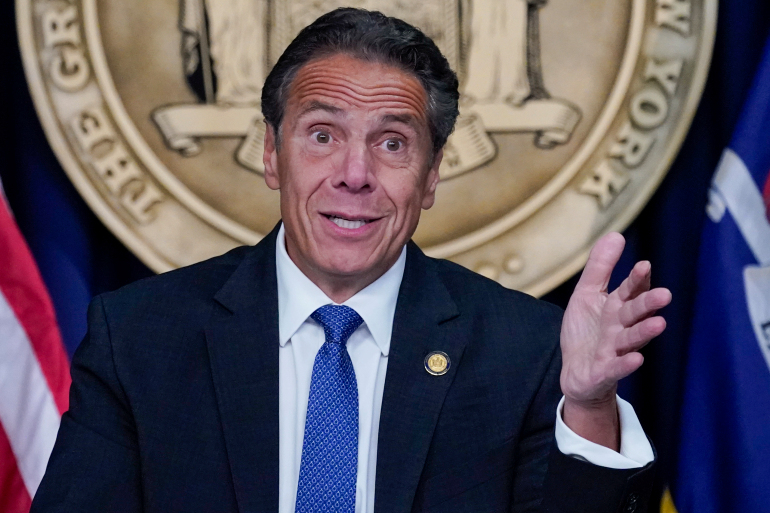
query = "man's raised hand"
(559, 232, 672, 450)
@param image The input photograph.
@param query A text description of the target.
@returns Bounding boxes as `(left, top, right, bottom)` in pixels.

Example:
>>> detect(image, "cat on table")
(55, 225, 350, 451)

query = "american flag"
(0, 178, 70, 511)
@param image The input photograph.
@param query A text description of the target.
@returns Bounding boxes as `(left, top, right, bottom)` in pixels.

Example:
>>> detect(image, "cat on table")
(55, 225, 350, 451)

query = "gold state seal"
(17, 0, 716, 295)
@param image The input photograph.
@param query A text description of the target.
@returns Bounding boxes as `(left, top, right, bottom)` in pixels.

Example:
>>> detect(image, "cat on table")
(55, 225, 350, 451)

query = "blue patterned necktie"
(295, 305, 363, 513)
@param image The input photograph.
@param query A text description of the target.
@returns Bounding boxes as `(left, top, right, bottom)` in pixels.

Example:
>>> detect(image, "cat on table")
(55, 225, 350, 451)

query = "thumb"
(575, 232, 625, 293)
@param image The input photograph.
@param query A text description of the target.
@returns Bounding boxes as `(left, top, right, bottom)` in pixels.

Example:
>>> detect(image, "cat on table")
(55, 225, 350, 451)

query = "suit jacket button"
(624, 492, 640, 512)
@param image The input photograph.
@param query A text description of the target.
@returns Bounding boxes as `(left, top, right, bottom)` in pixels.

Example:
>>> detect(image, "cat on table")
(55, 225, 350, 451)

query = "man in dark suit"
(32, 8, 671, 513)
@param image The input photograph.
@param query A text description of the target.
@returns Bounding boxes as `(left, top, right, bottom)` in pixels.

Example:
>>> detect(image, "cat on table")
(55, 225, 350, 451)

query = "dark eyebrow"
(381, 113, 420, 131)
(296, 100, 344, 119)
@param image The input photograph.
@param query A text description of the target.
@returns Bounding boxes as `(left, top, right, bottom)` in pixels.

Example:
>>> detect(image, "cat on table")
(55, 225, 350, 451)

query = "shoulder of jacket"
(96, 244, 255, 318)
(431, 257, 563, 320)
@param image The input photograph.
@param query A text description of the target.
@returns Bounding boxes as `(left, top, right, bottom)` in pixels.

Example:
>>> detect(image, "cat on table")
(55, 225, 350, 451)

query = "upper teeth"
(330, 216, 367, 229)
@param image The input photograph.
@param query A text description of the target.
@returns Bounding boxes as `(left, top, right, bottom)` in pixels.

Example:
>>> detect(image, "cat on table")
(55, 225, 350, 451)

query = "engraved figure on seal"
(179, 0, 267, 106)
(464, 0, 531, 107)
(152, 0, 581, 180)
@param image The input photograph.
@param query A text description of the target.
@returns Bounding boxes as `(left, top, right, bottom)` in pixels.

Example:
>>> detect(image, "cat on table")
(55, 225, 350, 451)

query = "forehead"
(285, 53, 429, 124)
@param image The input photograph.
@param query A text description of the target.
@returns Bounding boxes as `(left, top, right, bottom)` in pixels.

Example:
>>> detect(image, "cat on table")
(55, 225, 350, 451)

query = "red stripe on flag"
(0, 198, 70, 414)
(0, 421, 32, 513)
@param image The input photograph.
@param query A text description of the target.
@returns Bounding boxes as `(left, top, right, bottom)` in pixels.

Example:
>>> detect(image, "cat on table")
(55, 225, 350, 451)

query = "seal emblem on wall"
(17, 0, 716, 295)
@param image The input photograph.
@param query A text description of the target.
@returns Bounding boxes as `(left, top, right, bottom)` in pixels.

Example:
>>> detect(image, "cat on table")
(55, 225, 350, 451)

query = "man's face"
(263, 53, 441, 297)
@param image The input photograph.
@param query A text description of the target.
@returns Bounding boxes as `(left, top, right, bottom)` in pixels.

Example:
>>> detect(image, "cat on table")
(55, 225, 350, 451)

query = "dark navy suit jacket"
(32, 225, 654, 512)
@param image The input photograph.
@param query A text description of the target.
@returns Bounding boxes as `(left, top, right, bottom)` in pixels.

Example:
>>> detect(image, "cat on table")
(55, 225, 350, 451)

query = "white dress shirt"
(274, 225, 654, 513)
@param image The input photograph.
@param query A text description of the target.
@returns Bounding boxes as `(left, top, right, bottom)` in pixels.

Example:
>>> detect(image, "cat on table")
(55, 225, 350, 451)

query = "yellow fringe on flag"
(660, 488, 679, 513)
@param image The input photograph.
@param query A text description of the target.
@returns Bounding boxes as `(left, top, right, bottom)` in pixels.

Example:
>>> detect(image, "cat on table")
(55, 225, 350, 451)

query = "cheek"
(280, 156, 326, 208)
(382, 173, 429, 217)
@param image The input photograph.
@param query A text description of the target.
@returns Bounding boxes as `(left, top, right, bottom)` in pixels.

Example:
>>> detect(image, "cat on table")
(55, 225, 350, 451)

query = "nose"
(334, 142, 373, 192)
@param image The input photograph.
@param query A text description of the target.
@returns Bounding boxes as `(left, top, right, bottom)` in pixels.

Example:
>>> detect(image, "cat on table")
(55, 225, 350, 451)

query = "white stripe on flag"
(712, 148, 770, 266)
(743, 265, 770, 372)
(0, 289, 62, 497)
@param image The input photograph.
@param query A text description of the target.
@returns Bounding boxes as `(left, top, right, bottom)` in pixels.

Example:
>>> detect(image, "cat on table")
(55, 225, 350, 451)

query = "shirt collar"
(275, 224, 406, 356)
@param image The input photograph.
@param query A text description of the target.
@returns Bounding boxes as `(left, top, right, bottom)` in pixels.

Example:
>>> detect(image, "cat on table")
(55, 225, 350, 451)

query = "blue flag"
(674, 35, 770, 513)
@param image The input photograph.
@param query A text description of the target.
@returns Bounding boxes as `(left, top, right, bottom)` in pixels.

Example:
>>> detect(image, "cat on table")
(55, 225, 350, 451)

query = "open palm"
(560, 232, 672, 406)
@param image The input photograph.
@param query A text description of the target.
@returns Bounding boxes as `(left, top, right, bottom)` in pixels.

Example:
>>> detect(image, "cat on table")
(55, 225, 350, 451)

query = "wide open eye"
(313, 131, 332, 144)
(384, 139, 403, 151)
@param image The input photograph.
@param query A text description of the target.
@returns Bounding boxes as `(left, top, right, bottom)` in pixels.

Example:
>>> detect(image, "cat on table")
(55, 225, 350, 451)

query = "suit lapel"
(205, 227, 280, 513)
(375, 243, 463, 513)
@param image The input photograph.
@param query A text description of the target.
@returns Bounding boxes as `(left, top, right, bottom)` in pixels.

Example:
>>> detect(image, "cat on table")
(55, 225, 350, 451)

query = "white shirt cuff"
(554, 395, 654, 469)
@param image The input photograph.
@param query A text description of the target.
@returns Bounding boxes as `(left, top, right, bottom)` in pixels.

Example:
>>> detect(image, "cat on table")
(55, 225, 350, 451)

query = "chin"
(317, 249, 385, 279)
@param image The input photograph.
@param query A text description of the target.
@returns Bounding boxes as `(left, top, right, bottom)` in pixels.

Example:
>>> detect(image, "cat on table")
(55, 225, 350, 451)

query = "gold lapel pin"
(425, 351, 450, 376)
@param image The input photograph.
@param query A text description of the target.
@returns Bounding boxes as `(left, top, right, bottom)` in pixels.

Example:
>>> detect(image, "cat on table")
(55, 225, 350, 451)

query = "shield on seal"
(154, 0, 580, 180)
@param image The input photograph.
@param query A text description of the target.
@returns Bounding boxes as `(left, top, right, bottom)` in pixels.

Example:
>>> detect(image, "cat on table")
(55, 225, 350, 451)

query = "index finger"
(575, 232, 626, 293)
(615, 260, 652, 302)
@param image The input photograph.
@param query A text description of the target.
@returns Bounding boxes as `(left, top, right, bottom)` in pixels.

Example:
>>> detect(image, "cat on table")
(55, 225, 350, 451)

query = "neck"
(283, 238, 399, 305)
(312, 276, 374, 304)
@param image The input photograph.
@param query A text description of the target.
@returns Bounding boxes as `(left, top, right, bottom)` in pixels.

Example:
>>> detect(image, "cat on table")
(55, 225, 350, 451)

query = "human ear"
(263, 123, 281, 190)
(421, 148, 443, 210)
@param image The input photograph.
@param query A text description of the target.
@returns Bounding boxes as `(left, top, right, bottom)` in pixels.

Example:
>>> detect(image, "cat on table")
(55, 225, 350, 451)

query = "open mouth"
(324, 214, 374, 230)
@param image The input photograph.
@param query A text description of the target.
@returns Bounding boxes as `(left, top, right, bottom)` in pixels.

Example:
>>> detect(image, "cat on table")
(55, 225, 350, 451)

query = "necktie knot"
(310, 305, 363, 346)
